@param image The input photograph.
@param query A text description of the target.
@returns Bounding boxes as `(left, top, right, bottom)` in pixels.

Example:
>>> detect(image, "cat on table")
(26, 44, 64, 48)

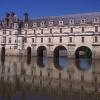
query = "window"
(33, 22, 37, 27)
(95, 26, 98, 32)
(24, 37, 27, 43)
(82, 27, 84, 33)
(49, 21, 53, 26)
(70, 27, 73, 33)
(34, 30, 36, 34)
(25, 30, 27, 35)
(81, 19, 85, 24)
(50, 29, 52, 34)
(9, 31, 12, 35)
(48, 38, 51, 43)
(3, 37, 6, 43)
(69, 37, 72, 43)
(94, 17, 99, 23)
(41, 29, 43, 34)
(9, 38, 11, 43)
(32, 38, 34, 43)
(59, 21, 63, 25)
(60, 37, 62, 43)
(41, 38, 43, 43)
(82, 37, 84, 43)
(94, 36, 98, 42)
(3, 30, 6, 34)
(14, 46, 17, 49)
(60, 28, 62, 33)
(25, 23, 28, 28)
(69, 19, 74, 24)
(41, 21, 44, 26)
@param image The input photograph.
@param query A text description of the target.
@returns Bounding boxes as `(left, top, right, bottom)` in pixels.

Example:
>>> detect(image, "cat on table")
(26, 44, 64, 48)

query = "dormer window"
(33, 22, 37, 27)
(59, 20, 63, 25)
(94, 17, 99, 23)
(25, 23, 28, 28)
(49, 21, 53, 26)
(14, 23, 18, 29)
(81, 19, 85, 24)
(69, 19, 74, 24)
(41, 21, 44, 27)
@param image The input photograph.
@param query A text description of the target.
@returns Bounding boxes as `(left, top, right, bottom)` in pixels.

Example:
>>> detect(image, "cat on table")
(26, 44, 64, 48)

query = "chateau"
(0, 12, 100, 58)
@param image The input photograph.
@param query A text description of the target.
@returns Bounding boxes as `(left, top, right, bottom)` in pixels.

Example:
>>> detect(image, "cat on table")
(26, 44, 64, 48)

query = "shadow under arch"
(37, 46, 47, 57)
(75, 46, 92, 59)
(53, 45, 67, 57)
(1, 46, 5, 63)
(27, 47, 31, 57)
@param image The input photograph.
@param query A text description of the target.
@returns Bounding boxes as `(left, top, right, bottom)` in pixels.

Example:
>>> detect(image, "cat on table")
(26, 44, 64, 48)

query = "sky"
(0, 0, 100, 19)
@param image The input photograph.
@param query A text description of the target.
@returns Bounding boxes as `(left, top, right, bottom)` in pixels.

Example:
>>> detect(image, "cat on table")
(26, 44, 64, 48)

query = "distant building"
(0, 12, 100, 58)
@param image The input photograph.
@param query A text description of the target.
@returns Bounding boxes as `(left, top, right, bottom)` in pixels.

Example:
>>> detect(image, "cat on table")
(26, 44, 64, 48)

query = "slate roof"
(28, 12, 100, 27)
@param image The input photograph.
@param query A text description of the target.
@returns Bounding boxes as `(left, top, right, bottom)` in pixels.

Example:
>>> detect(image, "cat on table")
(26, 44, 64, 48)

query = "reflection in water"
(1, 56, 5, 64)
(54, 57, 68, 70)
(75, 58, 92, 71)
(26, 56, 31, 65)
(37, 56, 48, 68)
(0, 56, 99, 100)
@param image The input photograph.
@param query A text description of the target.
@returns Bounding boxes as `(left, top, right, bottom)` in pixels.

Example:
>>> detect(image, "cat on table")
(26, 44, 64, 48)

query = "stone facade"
(0, 12, 100, 58)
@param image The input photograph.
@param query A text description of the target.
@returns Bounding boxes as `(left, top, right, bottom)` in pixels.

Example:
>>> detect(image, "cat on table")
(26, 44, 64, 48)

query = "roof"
(28, 12, 100, 27)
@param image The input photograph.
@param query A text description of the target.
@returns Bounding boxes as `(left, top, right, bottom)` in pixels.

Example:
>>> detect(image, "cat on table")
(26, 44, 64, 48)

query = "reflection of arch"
(27, 47, 31, 65)
(75, 46, 92, 58)
(53, 57, 68, 70)
(53, 45, 67, 57)
(37, 57, 47, 68)
(27, 47, 31, 57)
(1, 47, 5, 62)
(75, 58, 92, 71)
(26, 56, 31, 65)
(37, 46, 47, 57)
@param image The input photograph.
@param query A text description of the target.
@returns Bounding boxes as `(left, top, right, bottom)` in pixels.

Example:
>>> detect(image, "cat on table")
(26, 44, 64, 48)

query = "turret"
(24, 13, 29, 22)
(5, 13, 10, 27)
(24, 13, 29, 28)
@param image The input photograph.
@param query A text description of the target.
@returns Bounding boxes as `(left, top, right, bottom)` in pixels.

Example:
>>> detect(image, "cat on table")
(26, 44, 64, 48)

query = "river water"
(0, 56, 100, 100)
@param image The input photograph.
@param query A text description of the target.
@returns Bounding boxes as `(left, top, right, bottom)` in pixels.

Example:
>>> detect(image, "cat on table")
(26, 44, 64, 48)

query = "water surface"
(0, 56, 100, 100)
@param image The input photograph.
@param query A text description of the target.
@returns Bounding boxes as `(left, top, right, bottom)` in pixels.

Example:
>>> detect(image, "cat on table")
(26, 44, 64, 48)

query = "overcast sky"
(0, 0, 100, 19)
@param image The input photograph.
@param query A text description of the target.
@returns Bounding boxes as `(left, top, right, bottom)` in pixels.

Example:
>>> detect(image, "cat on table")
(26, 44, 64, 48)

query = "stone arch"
(75, 46, 92, 58)
(1, 46, 5, 62)
(53, 45, 67, 57)
(37, 46, 47, 57)
(27, 47, 31, 57)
